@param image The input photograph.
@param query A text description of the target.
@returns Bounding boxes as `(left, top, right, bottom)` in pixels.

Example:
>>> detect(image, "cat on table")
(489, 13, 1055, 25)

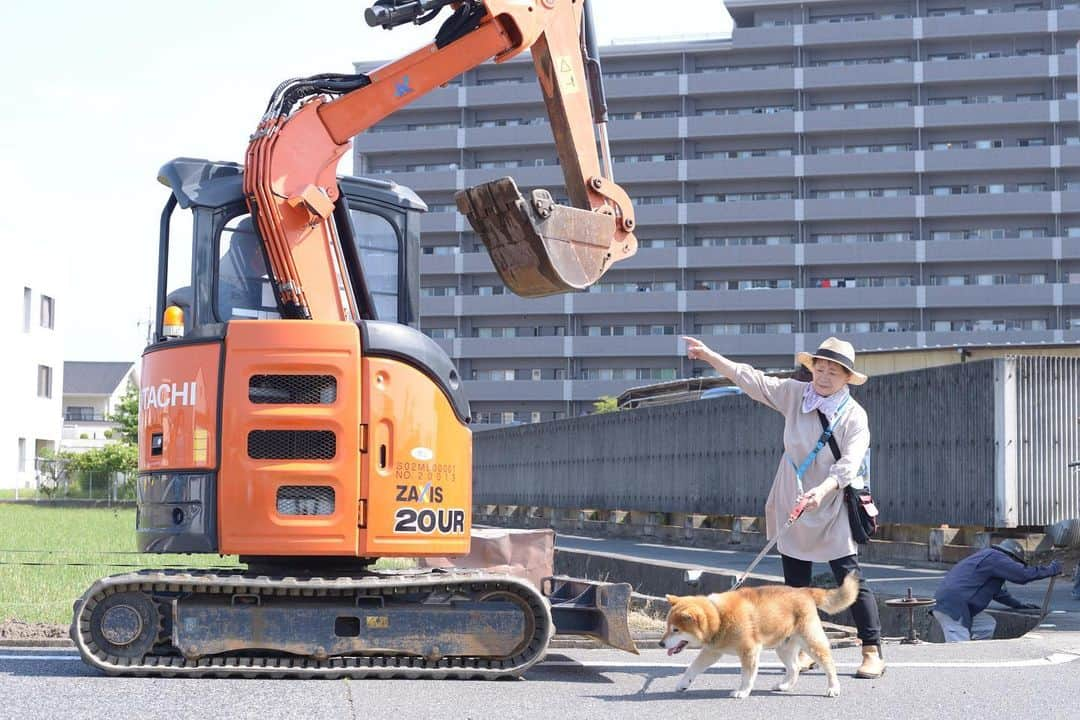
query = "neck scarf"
(802, 383, 850, 419)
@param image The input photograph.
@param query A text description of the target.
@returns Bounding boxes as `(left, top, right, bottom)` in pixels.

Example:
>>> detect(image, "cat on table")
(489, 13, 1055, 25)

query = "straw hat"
(795, 337, 868, 386)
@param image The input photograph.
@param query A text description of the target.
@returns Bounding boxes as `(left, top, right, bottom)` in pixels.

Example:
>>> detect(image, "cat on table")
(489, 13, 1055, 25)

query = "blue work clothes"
(934, 547, 1057, 630)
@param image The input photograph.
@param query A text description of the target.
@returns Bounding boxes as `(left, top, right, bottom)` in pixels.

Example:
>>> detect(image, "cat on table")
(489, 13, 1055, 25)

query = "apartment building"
(353, 0, 1080, 426)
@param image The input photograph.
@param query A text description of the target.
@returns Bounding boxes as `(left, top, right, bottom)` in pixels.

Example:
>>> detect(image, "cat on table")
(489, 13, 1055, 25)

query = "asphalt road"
(4, 633, 1078, 720)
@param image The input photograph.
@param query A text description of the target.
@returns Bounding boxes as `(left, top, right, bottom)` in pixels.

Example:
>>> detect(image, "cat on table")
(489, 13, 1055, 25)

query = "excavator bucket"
(455, 177, 617, 297)
(543, 576, 639, 655)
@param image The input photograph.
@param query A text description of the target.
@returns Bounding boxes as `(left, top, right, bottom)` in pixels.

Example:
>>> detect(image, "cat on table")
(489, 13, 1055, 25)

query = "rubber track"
(71, 569, 553, 679)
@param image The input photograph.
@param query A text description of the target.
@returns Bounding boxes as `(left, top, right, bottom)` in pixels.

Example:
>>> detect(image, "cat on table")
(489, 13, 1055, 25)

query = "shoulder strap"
(817, 410, 841, 462)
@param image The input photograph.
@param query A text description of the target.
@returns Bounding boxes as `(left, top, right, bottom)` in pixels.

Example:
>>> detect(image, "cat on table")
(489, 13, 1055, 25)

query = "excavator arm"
(243, 0, 638, 322)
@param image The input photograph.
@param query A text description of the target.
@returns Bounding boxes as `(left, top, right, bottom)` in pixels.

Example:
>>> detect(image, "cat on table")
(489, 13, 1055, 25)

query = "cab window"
(349, 209, 401, 323)
(216, 215, 280, 321)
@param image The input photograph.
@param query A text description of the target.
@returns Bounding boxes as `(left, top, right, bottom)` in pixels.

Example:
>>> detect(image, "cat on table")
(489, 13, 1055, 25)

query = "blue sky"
(3, 1, 732, 361)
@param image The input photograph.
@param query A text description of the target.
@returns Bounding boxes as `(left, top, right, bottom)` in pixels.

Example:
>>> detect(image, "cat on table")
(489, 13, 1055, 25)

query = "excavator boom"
(244, 0, 637, 319)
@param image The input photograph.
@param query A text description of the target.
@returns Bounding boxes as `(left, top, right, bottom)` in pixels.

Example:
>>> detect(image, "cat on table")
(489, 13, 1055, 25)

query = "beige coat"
(732, 363, 871, 562)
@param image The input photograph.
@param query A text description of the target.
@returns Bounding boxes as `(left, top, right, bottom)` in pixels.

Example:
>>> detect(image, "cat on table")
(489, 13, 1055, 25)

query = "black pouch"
(817, 410, 879, 544)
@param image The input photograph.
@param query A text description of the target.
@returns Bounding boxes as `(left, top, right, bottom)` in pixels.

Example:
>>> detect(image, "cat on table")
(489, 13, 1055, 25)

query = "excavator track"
(71, 569, 553, 680)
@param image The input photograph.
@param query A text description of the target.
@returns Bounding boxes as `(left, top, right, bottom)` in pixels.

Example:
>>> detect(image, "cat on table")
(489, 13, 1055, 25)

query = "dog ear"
(665, 594, 680, 604)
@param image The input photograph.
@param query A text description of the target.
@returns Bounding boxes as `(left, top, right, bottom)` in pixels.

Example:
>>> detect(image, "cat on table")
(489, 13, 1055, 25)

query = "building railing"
(64, 411, 108, 422)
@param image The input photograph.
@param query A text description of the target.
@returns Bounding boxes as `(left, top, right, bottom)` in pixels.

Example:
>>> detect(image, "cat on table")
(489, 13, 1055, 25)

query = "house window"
(40, 295, 55, 329)
(17, 438, 26, 472)
(37, 365, 52, 399)
(23, 287, 31, 332)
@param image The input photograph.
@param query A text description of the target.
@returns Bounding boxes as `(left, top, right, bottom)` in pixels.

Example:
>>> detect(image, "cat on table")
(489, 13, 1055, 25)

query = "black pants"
(781, 553, 881, 649)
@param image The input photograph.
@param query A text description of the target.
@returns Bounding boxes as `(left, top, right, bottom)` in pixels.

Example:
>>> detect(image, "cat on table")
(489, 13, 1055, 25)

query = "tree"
(35, 447, 72, 499)
(591, 395, 619, 414)
(109, 382, 139, 445)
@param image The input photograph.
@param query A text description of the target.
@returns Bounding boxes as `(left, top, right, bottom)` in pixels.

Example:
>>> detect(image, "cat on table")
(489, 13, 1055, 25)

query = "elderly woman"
(682, 336, 884, 680)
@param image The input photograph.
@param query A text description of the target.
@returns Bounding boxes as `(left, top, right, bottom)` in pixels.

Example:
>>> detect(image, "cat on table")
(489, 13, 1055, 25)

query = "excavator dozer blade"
(543, 576, 639, 655)
(455, 177, 617, 297)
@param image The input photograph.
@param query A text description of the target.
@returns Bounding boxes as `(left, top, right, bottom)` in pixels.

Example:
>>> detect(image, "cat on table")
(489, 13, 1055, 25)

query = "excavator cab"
(156, 157, 422, 338)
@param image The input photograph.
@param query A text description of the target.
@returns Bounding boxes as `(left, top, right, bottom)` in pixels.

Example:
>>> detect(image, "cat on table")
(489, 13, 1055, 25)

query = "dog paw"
(675, 680, 691, 692)
(730, 689, 751, 699)
(825, 686, 841, 698)
(773, 681, 794, 692)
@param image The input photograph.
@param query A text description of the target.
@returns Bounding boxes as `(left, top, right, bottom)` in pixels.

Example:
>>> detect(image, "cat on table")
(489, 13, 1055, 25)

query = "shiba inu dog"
(660, 573, 860, 698)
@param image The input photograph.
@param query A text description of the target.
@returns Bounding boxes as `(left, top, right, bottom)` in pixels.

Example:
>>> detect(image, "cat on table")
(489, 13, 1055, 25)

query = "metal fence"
(474, 357, 1080, 528)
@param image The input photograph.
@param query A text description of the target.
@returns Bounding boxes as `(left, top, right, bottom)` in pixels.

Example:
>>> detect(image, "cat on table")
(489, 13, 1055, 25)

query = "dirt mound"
(0, 619, 68, 641)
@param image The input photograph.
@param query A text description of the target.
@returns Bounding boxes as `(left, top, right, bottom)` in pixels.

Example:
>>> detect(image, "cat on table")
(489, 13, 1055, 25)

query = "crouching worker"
(932, 539, 1061, 642)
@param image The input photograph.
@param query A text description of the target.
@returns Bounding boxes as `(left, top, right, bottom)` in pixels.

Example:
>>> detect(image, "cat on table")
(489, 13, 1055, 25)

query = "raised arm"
(682, 336, 791, 413)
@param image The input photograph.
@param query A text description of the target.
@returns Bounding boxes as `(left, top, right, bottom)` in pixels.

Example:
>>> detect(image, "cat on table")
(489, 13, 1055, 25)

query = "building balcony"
(925, 238, 1054, 263)
(608, 160, 679, 184)
(688, 67, 796, 94)
(922, 147, 1053, 173)
(803, 196, 917, 221)
(803, 63, 915, 90)
(461, 83, 542, 108)
(1063, 237, 1080, 261)
(463, 123, 553, 148)
(923, 330, 1057, 347)
(686, 199, 798, 223)
(603, 74, 681, 100)
(686, 156, 796, 181)
(803, 151, 916, 177)
(419, 212, 461, 233)
(803, 107, 915, 133)
(618, 247, 679, 271)
(608, 117, 681, 142)
(1063, 284, 1080, 305)
(923, 101, 1052, 128)
(462, 165, 563, 189)
(419, 295, 457, 317)
(924, 284, 1056, 309)
(729, 24, 795, 50)
(572, 290, 680, 314)
(569, 380, 647, 402)
(803, 286, 917, 311)
(922, 10, 1049, 40)
(802, 17, 914, 46)
(1058, 190, 1080, 214)
(463, 380, 564, 403)
(923, 192, 1053, 218)
(1060, 8, 1080, 33)
(355, 127, 458, 154)
(820, 331, 921, 352)
(459, 294, 568, 316)
(687, 112, 797, 139)
(573, 335, 680, 357)
(689, 333, 796, 356)
(684, 244, 797, 269)
(803, 241, 918, 268)
(457, 336, 567, 359)
(922, 55, 1050, 84)
(684, 288, 798, 312)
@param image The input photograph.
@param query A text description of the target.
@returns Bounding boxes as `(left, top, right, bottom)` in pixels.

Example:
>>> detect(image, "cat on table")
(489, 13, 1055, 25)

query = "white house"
(61, 361, 138, 452)
(5, 258, 64, 490)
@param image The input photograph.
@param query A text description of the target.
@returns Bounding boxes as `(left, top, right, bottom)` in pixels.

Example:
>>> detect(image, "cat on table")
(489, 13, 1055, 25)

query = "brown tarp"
(418, 528, 554, 589)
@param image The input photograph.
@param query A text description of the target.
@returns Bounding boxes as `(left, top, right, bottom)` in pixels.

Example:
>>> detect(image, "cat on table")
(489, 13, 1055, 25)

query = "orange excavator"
(70, 0, 639, 678)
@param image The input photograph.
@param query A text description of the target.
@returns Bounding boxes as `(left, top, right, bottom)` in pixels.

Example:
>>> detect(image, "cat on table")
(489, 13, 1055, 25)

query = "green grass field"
(0, 504, 242, 624)
(0, 504, 416, 625)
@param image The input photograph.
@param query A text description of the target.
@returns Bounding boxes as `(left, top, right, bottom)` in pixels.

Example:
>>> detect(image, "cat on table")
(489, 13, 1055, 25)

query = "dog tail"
(811, 572, 861, 615)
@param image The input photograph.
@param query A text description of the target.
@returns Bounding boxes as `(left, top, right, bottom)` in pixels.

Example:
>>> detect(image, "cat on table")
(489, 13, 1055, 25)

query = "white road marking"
(0, 654, 80, 661)
(542, 652, 1080, 670)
